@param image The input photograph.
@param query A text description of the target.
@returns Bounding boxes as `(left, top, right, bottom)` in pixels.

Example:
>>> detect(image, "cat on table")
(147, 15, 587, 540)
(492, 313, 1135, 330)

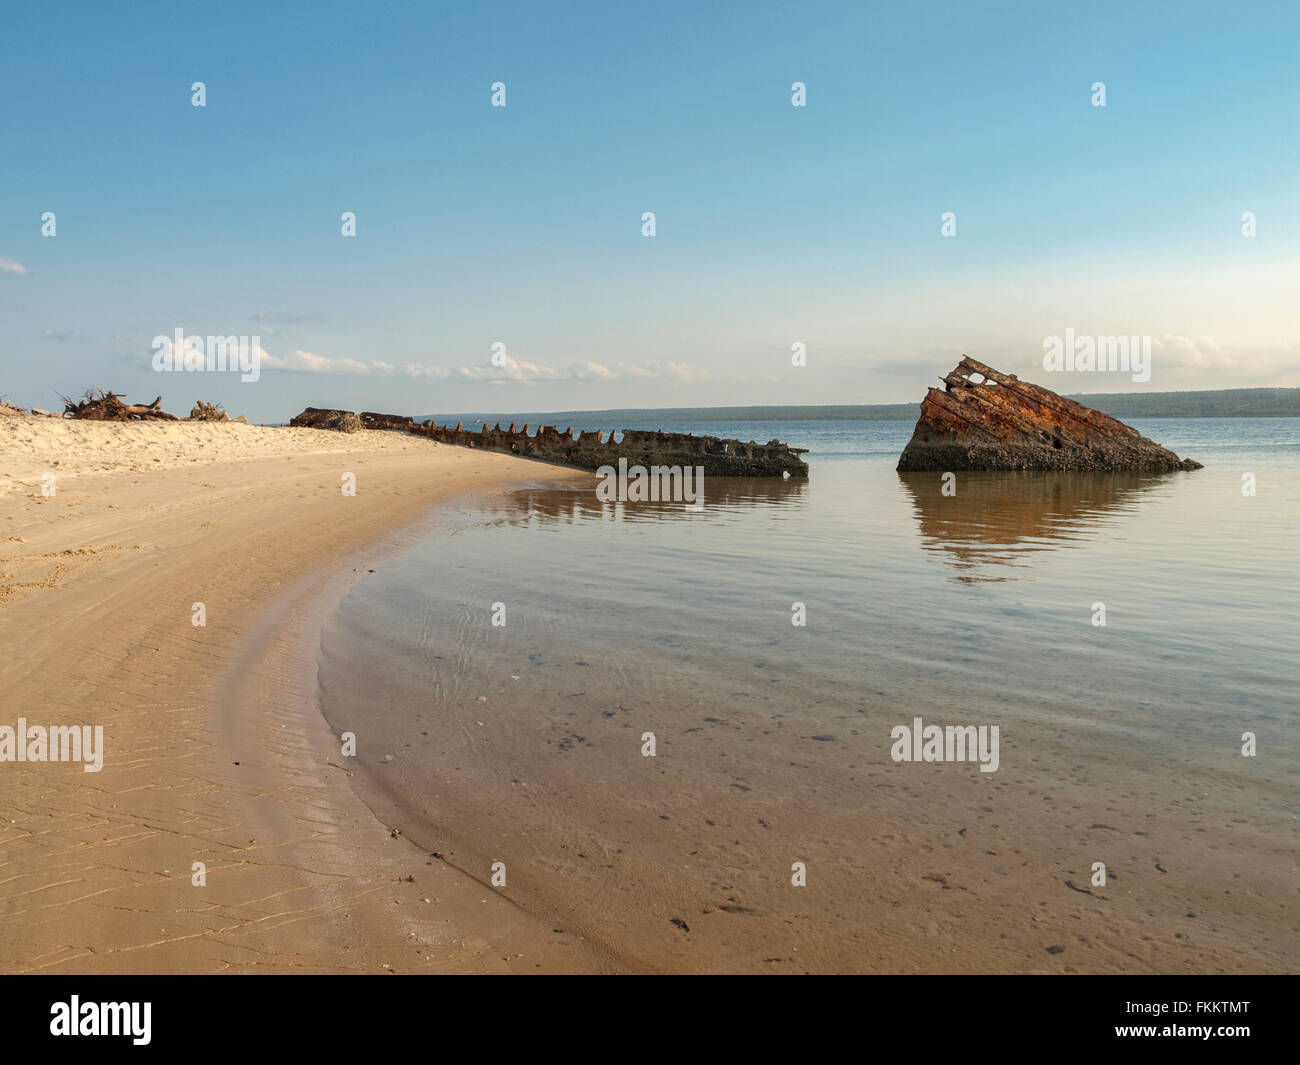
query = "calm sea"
(317, 418, 1300, 972)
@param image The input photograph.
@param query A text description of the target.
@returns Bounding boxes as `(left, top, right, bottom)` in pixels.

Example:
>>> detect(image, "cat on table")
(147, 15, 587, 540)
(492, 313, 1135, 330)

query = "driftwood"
(62, 389, 179, 421)
(188, 400, 227, 421)
(187, 400, 247, 423)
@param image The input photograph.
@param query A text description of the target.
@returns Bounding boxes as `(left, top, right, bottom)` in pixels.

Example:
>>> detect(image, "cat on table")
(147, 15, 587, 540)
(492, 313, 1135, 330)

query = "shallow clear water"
(318, 418, 1299, 972)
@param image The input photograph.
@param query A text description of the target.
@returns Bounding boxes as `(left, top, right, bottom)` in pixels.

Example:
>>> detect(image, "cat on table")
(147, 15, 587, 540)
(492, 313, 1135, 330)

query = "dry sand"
(0, 417, 613, 973)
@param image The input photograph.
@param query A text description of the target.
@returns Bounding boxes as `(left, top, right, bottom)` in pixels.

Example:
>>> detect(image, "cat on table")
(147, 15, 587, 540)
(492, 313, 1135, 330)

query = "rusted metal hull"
(897, 358, 1202, 472)
(290, 408, 811, 477)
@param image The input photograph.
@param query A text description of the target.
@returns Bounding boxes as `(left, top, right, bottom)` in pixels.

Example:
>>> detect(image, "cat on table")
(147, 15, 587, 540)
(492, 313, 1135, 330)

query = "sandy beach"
(3, 416, 1294, 976)
(0, 417, 614, 973)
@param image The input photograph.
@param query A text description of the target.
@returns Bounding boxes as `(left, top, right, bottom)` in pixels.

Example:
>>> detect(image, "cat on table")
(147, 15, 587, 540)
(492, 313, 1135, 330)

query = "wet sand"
(316, 462, 1298, 974)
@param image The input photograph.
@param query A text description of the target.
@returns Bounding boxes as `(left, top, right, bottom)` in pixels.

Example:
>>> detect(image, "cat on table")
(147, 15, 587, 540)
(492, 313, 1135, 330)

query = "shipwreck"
(896, 357, 1202, 473)
(290, 408, 811, 477)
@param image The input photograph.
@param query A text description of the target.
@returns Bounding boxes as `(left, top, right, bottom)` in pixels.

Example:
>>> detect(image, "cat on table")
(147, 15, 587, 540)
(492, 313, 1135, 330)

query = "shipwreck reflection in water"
(491, 475, 810, 530)
(897, 470, 1170, 581)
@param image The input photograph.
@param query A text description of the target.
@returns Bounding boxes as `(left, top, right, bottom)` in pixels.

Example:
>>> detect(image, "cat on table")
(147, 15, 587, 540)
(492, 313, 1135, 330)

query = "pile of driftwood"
(63, 390, 177, 421)
(189, 400, 228, 421)
(57, 390, 246, 423)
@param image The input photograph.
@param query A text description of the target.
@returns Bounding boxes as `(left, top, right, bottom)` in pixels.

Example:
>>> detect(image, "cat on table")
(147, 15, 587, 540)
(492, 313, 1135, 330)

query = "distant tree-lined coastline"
(428, 388, 1300, 427)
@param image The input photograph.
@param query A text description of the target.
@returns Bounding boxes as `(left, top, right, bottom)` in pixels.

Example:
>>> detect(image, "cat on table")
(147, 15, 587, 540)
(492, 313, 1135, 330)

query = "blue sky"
(2, 0, 1296, 420)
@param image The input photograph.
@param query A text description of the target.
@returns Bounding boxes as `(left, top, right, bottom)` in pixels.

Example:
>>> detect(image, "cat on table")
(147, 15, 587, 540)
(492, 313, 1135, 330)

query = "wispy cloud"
(0, 257, 28, 277)
(403, 363, 453, 379)
(457, 356, 597, 382)
(259, 348, 385, 375)
(455, 355, 707, 384)
(255, 349, 705, 384)
(1150, 335, 1300, 375)
(1151, 334, 1231, 369)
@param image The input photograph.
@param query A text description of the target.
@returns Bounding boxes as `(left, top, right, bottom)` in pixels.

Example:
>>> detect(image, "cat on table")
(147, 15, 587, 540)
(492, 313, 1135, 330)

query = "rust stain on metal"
(290, 408, 811, 478)
(897, 357, 1203, 472)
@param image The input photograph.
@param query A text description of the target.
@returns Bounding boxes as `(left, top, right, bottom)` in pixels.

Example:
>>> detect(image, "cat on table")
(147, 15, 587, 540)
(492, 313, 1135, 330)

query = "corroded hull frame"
(897, 358, 1202, 473)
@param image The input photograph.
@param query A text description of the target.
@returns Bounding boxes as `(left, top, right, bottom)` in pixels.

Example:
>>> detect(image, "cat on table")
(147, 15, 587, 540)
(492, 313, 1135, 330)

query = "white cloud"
(260, 348, 378, 375)
(455, 355, 704, 383)
(1149, 335, 1300, 377)
(403, 364, 452, 379)
(1152, 334, 1232, 369)
(0, 257, 27, 276)
(661, 359, 701, 382)
(458, 356, 560, 382)
(253, 347, 705, 385)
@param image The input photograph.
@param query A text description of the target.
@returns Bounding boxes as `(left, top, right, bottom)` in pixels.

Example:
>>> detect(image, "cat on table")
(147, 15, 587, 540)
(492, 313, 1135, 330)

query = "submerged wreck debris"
(896, 357, 1203, 472)
(288, 408, 811, 476)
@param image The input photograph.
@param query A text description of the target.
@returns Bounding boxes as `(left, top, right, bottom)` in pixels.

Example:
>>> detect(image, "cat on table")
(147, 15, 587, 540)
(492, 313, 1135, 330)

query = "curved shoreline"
(0, 421, 603, 973)
(308, 482, 643, 974)
(207, 478, 617, 974)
